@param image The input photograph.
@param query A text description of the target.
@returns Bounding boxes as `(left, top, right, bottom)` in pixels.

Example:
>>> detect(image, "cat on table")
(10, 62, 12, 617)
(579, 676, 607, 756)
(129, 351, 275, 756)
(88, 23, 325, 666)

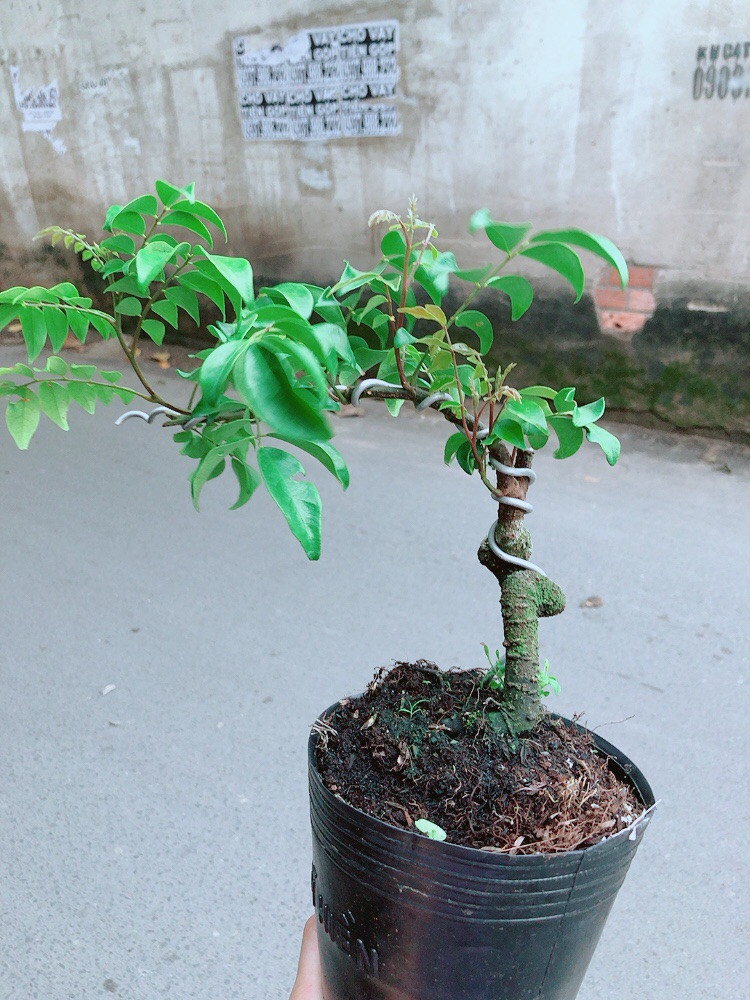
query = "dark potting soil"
(315, 661, 642, 854)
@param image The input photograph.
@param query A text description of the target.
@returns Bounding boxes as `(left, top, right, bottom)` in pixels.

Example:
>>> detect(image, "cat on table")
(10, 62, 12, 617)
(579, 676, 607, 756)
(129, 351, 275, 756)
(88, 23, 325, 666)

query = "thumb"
(289, 915, 323, 999)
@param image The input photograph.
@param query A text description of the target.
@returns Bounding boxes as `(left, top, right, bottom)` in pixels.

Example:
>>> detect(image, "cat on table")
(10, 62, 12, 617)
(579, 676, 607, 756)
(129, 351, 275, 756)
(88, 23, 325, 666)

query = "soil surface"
(316, 661, 642, 854)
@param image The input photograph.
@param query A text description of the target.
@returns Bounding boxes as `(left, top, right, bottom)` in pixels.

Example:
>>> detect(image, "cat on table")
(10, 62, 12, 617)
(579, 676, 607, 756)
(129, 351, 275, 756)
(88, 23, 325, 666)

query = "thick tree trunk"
(477, 449, 565, 735)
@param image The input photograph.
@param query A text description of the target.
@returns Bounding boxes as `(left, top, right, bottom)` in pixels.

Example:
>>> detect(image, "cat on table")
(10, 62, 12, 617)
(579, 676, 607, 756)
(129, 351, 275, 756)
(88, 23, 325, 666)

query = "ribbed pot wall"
(308, 716, 655, 1000)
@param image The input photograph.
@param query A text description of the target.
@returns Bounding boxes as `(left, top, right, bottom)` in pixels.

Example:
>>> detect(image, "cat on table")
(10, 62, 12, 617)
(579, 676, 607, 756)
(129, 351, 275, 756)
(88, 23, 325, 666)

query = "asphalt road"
(1, 344, 748, 999)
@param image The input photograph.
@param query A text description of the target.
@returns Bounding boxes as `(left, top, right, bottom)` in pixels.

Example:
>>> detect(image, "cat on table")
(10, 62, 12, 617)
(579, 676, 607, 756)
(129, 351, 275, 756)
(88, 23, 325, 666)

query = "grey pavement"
(1, 344, 749, 999)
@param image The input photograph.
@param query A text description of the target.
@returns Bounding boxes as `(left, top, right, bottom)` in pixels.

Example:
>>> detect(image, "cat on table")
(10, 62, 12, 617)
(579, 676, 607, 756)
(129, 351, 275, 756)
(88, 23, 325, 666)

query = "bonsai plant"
(0, 184, 655, 1000)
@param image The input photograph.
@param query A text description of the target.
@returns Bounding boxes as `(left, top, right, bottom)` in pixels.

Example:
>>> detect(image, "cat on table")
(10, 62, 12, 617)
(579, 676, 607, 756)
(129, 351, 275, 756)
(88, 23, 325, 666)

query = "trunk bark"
(477, 449, 565, 735)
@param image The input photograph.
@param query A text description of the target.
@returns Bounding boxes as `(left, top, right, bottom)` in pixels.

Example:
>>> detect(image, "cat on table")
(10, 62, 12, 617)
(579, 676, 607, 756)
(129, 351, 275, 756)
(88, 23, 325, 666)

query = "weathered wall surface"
(1, 0, 748, 433)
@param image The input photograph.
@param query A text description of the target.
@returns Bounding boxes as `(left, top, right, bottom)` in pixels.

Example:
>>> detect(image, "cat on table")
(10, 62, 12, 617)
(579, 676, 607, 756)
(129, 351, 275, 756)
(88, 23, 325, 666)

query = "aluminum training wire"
(116, 380, 546, 575)
(347, 379, 546, 576)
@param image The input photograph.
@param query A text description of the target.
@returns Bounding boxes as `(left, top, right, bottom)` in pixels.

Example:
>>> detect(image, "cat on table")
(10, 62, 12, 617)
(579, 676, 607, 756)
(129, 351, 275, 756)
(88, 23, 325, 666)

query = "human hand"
(289, 915, 324, 999)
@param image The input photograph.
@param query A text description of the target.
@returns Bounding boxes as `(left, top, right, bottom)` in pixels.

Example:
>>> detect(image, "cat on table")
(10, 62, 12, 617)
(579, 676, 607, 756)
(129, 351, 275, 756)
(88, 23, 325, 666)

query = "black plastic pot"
(308, 710, 655, 1000)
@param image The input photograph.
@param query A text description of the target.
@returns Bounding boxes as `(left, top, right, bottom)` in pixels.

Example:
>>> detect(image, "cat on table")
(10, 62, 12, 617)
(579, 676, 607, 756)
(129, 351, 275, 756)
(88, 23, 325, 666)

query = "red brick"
(594, 287, 628, 309)
(625, 288, 656, 313)
(596, 309, 648, 341)
(601, 264, 656, 290)
(626, 265, 655, 288)
(601, 267, 625, 288)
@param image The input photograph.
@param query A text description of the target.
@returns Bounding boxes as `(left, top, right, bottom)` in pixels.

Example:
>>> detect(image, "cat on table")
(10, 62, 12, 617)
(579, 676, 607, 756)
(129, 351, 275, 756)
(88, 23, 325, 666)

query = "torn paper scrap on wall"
(10, 65, 65, 154)
(233, 21, 400, 141)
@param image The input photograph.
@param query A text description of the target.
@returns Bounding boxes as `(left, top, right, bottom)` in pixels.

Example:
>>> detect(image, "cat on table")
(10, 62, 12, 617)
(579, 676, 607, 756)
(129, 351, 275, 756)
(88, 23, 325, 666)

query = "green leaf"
(261, 334, 329, 401)
(160, 211, 213, 246)
(453, 264, 494, 283)
(101, 260, 125, 278)
(156, 180, 195, 207)
(107, 275, 144, 296)
(164, 285, 201, 325)
(530, 228, 628, 288)
(334, 260, 396, 296)
(257, 446, 322, 560)
(4, 362, 33, 377)
(45, 355, 67, 375)
(198, 253, 254, 305)
(400, 305, 439, 321)
(151, 299, 179, 328)
(113, 387, 137, 403)
(67, 381, 97, 413)
(0, 303, 19, 329)
(393, 328, 417, 347)
(312, 322, 358, 370)
(234, 344, 331, 442)
(90, 313, 116, 339)
(41, 307, 68, 352)
(271, 283, 314, 320)
(452, 439, 475, 474)
(268, 434, 349, 489)
(190, 446, 235, 509)
(178, 271, 225, 316)
(92, 383, 115, 404)
(312, 287, 346, 325)
(490, 417, 526, 450)
(110, 211, 146, 236)
(554, 387, 576, 413)
(12, 286, 58, 304)
(444, 431, 467, 464)
(99, 370, 123, 383)
(173, 199, 228, 240)
(229, 457, 261, 509)
(520, 385, 556, 400)
(520, 243, 585, 302)
(572, 396, 606, 427)
(350, 337, 387, 371)
(380, 228, 406, 258)
(198, 340, 249, 406)
(585, 423, 620, 465)
(115, 297, 143, 317)
(69, 363, 97, 379)
(502, 397, 548, 433)
(103, 204, 123, 232)
(135, 241, 177, 289)
(411, 264, 443, 305)
(414, 818, 447, 841)
(385, 397, 405, 417)
(100, 235, 135, 255)
(548, 414, 584, 459)
(468, 210, 531, 253)
(5, 395, 40, 448)
(141, 319, 165, 345)
(18, 306, 48, 361)
(38, 381, 70, 429)
(453, 310, 493, 354)
(155, 180, 184, 207)
(526, 425, 550, 450)
(486, 275, 534, 320)
(420, 251, 460, 297)
(118, 194, 158, 217)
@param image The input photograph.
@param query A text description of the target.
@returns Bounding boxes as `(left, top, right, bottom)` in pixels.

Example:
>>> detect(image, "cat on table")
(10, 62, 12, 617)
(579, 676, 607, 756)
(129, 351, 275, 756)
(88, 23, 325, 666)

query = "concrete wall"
(1, 0, 749, 433)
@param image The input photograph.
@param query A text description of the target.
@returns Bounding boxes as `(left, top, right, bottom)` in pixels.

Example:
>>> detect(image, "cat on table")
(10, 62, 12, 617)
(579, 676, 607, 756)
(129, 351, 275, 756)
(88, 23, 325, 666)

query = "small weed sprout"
(398, 695, 429, 718)
(415, 818, 448, 841)
(481, 645, 560, 698)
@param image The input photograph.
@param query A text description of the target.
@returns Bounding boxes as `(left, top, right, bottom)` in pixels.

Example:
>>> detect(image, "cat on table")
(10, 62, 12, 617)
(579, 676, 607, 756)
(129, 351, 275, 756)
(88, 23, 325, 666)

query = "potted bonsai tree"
(0, 183, 655, 1000)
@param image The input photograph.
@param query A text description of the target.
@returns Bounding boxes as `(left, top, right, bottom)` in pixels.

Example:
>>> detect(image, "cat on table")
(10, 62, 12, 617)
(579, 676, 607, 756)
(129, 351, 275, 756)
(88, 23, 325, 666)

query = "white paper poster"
(233, 21, 400, 141)
(10, 65, 65, 153)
